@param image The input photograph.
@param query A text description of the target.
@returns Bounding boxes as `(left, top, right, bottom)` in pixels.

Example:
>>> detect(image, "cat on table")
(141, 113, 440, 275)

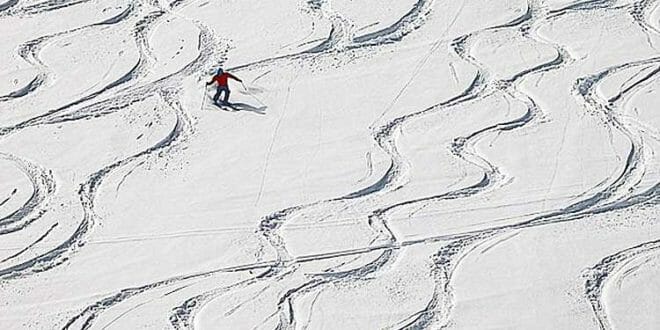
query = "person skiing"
(206, 68, 242, 106)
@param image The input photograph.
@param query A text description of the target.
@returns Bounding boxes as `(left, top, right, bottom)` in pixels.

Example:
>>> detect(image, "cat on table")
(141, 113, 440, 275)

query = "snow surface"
(1, 0, 660, 328)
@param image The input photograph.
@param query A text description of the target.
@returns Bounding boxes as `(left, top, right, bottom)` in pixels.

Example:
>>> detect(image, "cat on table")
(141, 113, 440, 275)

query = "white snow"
(1, 0, 660, 329)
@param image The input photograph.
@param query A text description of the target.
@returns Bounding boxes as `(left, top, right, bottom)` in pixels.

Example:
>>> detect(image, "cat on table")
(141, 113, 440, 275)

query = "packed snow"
(1, 0, 659, 328)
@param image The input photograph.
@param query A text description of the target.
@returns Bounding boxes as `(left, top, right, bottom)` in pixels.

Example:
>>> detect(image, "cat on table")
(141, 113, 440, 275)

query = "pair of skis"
(213, 101, 235, 111)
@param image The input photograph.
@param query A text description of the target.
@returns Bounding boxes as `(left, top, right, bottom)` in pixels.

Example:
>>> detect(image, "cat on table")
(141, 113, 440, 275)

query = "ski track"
(393, 1, 660, 327)
(584, 238, 660, 330)
(49, 0, 443, 327)
(52, 0, 647, 327)
(169, 0, 581, 327)
(0, 187, 18, 207)
(0, 153, 56, 236)
(166, 1, 444, 327)
(0, 0, 226, 282)
(0, 91, 194, 281)
(1, 0, 660, 328)
(1, 1, 156, 128)
(630, 0, 660, 49)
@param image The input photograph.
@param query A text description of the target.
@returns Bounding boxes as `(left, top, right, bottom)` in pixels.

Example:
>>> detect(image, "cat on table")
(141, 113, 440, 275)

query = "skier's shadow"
(226, 102, 267, 115)
(207, 94, 267, 115)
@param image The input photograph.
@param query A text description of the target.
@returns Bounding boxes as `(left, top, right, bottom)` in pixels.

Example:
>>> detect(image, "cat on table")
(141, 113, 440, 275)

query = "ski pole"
(200, 84, 208, 110)
(241, 81, 266, 107)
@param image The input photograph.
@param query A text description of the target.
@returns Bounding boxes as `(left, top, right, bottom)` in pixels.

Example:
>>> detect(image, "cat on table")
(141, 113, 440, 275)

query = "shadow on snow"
(225, 102, 267, 114)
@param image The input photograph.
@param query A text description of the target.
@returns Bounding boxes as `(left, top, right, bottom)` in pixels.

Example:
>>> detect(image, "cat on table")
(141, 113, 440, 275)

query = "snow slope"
(1, 0, 659, 328)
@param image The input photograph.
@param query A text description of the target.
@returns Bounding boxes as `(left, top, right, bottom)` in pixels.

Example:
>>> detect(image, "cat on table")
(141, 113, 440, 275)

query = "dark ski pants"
(213, 85, 230, 104)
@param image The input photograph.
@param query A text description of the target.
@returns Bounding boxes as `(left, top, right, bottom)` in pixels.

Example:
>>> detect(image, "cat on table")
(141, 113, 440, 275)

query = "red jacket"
(212, 73, 240, 87)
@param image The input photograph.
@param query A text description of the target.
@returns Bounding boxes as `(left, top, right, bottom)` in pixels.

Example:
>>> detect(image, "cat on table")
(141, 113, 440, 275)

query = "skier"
(206, 68, 242, 106)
